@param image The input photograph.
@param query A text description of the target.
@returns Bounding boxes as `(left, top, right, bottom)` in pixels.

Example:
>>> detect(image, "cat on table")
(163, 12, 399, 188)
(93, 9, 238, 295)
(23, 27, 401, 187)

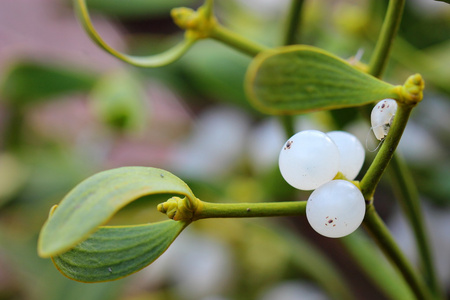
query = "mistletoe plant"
(38, 0, 446, 299)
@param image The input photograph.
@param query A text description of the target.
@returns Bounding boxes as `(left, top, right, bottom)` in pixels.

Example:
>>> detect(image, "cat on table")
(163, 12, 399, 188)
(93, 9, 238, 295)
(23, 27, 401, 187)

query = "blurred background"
(0, 0, 449, 299)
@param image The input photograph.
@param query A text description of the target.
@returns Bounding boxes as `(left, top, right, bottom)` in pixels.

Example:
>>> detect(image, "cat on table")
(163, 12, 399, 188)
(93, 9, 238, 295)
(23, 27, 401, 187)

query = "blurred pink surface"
(0, 0, 124, 71)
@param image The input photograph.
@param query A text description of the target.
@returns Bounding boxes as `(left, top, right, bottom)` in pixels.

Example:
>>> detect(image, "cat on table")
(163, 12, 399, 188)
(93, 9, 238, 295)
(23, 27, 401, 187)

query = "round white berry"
(371, 99, 398, 140)
(279, 130, 339, 191)
(306, 180, 365, 238)
(326, 131, 365, 180)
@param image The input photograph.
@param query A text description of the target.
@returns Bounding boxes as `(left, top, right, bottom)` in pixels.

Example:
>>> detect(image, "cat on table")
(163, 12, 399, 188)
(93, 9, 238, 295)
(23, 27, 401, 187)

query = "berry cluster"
(279, 130, 366, 238)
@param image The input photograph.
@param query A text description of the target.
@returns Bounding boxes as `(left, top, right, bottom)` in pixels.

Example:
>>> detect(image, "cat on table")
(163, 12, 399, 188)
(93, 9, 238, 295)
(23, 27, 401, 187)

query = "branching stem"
(366, 0, 442, 297)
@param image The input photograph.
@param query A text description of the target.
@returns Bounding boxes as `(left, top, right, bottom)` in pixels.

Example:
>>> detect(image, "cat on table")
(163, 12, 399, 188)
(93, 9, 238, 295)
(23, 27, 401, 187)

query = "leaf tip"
(37, 229, 65, 258)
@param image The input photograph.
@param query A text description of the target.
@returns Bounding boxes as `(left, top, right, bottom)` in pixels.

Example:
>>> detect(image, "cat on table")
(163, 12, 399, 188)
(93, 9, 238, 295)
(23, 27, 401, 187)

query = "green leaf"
(1, 61, 97, 105)
(52, 221, 187, 282)
(434, 0, 450, 4)
(38, 167, 196, 257)
(245, 45, 400, 115)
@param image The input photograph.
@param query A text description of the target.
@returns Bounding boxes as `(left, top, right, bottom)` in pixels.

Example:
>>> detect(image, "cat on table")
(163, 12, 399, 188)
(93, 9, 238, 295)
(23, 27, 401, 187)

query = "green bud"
(158, 196, 198, 221)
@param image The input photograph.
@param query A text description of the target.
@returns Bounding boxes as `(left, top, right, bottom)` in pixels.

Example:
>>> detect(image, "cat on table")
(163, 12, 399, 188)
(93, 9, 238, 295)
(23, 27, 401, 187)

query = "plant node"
(157, 196, 199, 221)
(397, 73, 425, 105)
(171, 5, 216, 40)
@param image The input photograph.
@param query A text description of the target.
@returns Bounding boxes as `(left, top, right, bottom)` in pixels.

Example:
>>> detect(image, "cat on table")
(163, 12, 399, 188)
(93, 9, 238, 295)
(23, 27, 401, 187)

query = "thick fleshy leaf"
(52, 220, 187, 282)
(245, 45, 400, 115)
(38, 167, 196, 257)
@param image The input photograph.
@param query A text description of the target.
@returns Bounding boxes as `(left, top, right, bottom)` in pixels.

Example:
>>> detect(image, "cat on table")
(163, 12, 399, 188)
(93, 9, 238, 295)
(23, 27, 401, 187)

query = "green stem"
(389, 156, 443, 299)
(282, 0, 305, 46)
(280, 115, 295, 138)
(278, 0, 306, 138)
(360, 102, 413, 200)
(209, 24, 269, 57)
(75, 0, 196, 67)
(363, 205, 433, 300)
(193, 200, 306, 220)
(368, 0, 405, 77)
(366, 1, 441, 296)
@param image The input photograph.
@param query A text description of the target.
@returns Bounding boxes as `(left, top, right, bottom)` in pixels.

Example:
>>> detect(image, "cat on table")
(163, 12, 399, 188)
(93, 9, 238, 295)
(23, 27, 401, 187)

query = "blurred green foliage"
(1, 62, 97, 106)
(89, 71, 147, 132)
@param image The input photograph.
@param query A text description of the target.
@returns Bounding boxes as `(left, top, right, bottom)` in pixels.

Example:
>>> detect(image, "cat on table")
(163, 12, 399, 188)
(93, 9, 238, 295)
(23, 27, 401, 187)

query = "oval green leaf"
(245, 45, 400, 115)
(38, 167, 196, 257)
(52, 220, 187, 282)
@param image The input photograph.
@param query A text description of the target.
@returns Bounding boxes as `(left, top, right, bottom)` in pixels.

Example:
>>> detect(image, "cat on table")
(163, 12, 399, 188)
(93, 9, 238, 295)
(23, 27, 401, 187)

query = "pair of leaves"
(245, 45, 400, 114)
(38, 167, 195, 282)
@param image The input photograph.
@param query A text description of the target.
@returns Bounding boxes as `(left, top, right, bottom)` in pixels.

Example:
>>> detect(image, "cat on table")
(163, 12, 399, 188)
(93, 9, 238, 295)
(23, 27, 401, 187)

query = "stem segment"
(193, 200, 306, 220)
(209, 24, 269, 57)
(279, 0, 306, 138)
(282, 0, 305, 46)
(368, 0, 405, 77)
(280, 114, 296, 138)
(363, 205, 433, 300)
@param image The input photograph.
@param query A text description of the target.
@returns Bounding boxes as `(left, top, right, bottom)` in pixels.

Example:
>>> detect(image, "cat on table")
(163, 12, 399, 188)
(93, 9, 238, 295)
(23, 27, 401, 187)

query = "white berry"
(306, 180, 365, 238)
(371, 99, 398, 140)
(279, 130, 339, 191)
(327, 131, 365, 180)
